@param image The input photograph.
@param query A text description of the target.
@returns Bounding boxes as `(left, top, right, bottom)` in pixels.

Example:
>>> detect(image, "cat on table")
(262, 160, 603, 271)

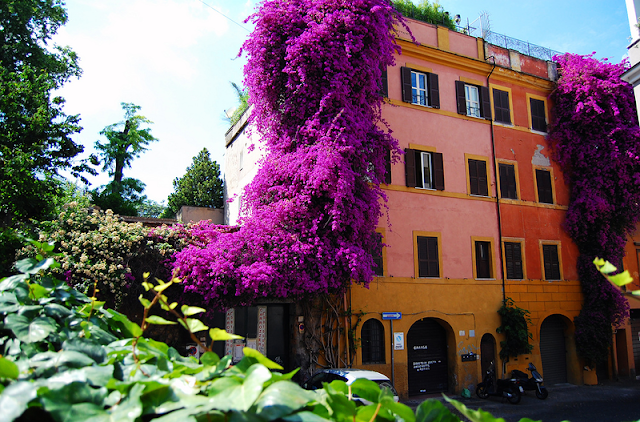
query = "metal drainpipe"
(485, 55, 505, 304)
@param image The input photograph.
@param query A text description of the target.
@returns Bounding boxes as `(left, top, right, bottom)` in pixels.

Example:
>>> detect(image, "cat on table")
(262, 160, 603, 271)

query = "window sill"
(530, 128, 548, 135)
(474, 278, 496, 281)
(469, 193, 490, 198)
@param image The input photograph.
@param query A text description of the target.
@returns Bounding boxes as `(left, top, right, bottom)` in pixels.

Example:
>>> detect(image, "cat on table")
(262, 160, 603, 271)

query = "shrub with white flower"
(21, 202, 189, 308)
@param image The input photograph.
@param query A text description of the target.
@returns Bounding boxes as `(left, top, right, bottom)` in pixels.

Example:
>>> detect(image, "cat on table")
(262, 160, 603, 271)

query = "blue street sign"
(382, 312, 402, 320)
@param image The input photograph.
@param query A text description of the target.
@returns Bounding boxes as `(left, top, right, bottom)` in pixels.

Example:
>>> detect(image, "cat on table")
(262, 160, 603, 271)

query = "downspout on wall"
(485, 54, 505, 304)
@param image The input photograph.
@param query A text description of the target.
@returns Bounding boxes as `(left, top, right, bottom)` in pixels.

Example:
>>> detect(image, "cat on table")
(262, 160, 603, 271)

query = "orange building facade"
(223, 16, 639, 399)
(351, 18, 587, 398)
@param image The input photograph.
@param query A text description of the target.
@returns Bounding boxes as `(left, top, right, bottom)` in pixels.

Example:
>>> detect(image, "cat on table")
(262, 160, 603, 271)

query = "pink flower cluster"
(548, 53, 640, 364)
(172, 0, 402, 309)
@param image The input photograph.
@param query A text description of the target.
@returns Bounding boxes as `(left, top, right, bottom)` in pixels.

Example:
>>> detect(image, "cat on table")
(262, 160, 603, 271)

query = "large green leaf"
(0, 356, 19, 379)
(210, 327, 243, 341)
(5, 314, 57, 343)
(0, 274, 28, 292)
(283, 411, 333, 422)
(40, 382, 108, 421)
(0, 292, 20, 313)
(240, 348, 283, 370)
(63, 337, 107, 363)
(29, 350, 96, 371)
(380, 397, 415, 422)
(200, 352, 220, 367)
(0, 381, 39, 422)
(253, 381, 316, 420)
(349, 378, 380, 404)
(181, 305, 206, 316)
(209, 365, 271, 412)
(15, 257, 55, 274)
(146, 315, 178, 325)
(44, 303, 73, 319)
(417, 398, 461, 422)
(104, 309, 143, 338)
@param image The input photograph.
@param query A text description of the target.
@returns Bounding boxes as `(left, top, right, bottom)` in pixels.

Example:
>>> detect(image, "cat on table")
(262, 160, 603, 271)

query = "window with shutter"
(401, 67, 439, 108)
(405, 149, 444, 191)
(455, 81, 491, 120)
(468, 158, 488, 196)
(475, 241, 492, 279)
(542, 244, 561, 280)
(417, 236, 439, 277)
(504, 242, 523, 279)
(530, 98, 547, 132)
(498, 163, 517, 199)
(493, 89, 511, 124)
(362, 319, 385, 364)
(535, 169, 553, 204)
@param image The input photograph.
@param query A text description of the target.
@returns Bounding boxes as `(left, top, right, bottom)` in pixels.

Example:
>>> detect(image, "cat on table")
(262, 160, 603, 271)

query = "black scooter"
(511, 362, 548, 400)
(476, 361, 522, 404)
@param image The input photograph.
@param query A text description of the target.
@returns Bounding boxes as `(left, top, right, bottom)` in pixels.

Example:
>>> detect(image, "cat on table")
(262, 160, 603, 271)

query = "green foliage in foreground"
(0, 244, 534, 422)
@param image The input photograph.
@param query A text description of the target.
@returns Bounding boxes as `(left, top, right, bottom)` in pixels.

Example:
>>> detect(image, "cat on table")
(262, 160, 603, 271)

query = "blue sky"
(54, 0, 632, 203)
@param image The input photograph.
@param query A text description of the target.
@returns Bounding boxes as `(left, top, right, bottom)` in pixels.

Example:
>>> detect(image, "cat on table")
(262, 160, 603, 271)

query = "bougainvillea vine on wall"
(172, 0, 403, 309)
(548, 53, 640, 365)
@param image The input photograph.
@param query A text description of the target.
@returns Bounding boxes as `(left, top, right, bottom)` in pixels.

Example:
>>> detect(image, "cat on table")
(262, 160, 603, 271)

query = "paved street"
(403, 379, 640, 422)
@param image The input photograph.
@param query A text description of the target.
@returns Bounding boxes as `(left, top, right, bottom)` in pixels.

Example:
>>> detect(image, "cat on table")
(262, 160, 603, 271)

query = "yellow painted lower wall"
(351, 277, 585, 398)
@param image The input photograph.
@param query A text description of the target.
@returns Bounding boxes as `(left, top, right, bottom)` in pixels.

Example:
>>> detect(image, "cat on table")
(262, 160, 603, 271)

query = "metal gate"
(407, 318, 448, 395)
(540, 314, 567, 384)
(630, 315, 640, 374)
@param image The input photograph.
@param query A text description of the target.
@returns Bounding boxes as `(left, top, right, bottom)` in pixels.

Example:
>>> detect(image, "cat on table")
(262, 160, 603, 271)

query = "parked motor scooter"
(511, 362, 548, 400)
(476, 361, 522, 404)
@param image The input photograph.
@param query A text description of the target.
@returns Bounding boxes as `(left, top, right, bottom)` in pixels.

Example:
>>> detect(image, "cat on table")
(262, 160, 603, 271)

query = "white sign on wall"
(394, 332, 404, 350)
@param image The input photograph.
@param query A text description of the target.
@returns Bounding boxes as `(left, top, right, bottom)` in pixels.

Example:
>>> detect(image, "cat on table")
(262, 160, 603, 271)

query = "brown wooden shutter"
(432, 152, 444, 191)
(478, 159, 488, 196)
(401, 67, 413, 103)
(455, 80, 466, 114)
(381, 68, 388, 98)
(530, 98, 547, 132)
(543, 244, 560, 280)
(499, 163, 517, 199)
(480, 86, 491, 119)
(384, 149, 391, 184)
(505, 242, 523, 279)
(494, 90, 511, 124)
(513, 243, 523, 279)
(418, 236, 439, 277)
(405, 148, 417, 187)
(428, 73, 440, 108)
(536, 169, 553, 203)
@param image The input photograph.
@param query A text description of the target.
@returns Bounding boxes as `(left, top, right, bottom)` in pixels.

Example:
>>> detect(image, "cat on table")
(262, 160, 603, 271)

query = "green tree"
(162, 148, 223, 218)
(92, 103, 158, 216)
(0, 0, 90, 227)
(137, 198, 167, 218)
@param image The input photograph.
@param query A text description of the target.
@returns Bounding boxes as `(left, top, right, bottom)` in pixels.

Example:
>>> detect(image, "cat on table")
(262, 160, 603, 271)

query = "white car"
(302, 368, 399, 404)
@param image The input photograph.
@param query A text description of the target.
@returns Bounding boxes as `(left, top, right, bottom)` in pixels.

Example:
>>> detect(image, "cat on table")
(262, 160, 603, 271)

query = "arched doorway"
(480, 333, 496, 381)
(407, 318, 449, 395)
(540, 314, 568, 384)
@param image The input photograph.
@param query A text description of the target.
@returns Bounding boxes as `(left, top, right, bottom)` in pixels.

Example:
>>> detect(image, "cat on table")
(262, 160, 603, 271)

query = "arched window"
(362, 319, 385, 364)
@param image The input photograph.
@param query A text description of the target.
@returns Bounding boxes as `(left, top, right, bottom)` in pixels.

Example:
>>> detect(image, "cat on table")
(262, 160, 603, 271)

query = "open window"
(405, 148, 444, 190)
(401, 67, 440, 108)
(456, 80, 491, 119)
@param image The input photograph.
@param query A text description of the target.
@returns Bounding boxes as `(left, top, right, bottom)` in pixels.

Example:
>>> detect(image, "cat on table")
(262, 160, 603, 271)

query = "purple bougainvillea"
(172, 0, 402, 309)
(548, 53, 640, 365)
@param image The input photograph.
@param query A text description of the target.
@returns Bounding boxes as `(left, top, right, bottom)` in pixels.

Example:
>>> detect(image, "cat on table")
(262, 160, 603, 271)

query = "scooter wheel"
(476, 385, 489, 399)
(535, 387, 548, 400)
(506, 389, 521, 404)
